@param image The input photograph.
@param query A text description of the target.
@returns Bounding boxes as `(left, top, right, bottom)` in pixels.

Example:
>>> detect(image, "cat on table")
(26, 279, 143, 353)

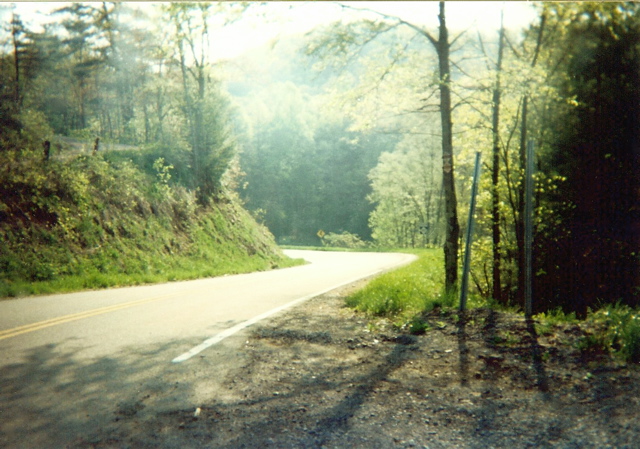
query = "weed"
(407, 316, 431, 335)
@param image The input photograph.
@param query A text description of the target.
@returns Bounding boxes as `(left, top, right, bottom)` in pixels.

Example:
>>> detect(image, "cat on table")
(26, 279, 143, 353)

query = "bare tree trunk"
(11, 14, 21, 109)
(491, 14, 506, 303)
(436, 2, 460, 294)
(516, 12, 546, 307)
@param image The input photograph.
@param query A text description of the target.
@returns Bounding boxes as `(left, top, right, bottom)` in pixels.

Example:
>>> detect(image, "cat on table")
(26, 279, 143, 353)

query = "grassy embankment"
(347, 249, 640, 363)
(0, 150, 300, 298)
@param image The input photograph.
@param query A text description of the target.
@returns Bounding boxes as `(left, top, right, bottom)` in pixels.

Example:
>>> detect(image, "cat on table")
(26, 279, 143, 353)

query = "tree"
(489, 13, 506, 304)
(368, 133, 443, 248)
(307, 1, 462, 293)
(538, 3, 640, 315)
(53, 3, 107, 131)
(166, 3, 241, 203)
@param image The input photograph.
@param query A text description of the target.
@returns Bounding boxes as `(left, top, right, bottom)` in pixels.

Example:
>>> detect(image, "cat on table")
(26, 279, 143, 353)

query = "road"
(0, 250, 415, 448)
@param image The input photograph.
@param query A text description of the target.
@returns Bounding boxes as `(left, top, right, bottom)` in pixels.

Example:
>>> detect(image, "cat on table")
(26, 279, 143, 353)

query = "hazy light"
(4, 1, 538, 61)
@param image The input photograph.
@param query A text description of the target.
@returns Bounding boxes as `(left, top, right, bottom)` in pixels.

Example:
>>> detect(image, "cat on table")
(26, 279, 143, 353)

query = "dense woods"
(1, 2, 639, 315)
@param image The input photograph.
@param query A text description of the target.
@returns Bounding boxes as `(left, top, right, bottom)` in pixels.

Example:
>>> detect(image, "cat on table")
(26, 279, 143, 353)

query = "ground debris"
(96, 281, 639, 448)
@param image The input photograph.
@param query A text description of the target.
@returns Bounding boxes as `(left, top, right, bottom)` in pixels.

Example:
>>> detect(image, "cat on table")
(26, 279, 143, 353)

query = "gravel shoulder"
(95, 279, 639, 448)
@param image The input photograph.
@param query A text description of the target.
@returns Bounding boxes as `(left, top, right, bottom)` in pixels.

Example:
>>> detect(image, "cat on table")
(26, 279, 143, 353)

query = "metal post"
(460, 152, 481, 312)
(524, 140, 535, 317)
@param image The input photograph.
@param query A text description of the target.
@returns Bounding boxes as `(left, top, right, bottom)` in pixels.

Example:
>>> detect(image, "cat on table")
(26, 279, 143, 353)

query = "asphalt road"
(0, 250, 415, 448)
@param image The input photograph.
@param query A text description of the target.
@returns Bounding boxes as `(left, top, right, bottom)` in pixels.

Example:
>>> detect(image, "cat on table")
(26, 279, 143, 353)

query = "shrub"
(322, 231, 366, 249)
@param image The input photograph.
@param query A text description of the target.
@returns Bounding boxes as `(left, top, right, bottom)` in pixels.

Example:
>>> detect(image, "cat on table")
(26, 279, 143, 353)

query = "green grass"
(345, 249, 452, 327)
(0, 151, 302, 299)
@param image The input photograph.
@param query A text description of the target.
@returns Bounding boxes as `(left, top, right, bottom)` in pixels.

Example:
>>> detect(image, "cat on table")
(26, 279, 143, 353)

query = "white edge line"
(171, 269, 388, 363)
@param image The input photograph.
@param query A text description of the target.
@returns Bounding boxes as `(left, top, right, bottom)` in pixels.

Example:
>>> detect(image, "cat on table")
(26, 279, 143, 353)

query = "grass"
(0, 151, 302, 299)
(584, 303, 640, 363)
(345, 247, 640, 363)
(0, 254, 302, 298)
(345, 249, 454, 328)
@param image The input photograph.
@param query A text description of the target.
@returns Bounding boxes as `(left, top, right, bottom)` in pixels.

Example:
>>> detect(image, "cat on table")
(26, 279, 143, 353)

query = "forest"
(1, 2, 639, 316)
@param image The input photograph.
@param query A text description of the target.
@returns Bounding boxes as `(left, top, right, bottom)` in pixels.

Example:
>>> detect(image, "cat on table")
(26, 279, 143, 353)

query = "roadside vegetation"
(0, 4, 303, 299)
(0, 147, 299, 298)
(347, 250, 640, 364)
(1, 3, 638, 359)
(346, 249, 447, 324)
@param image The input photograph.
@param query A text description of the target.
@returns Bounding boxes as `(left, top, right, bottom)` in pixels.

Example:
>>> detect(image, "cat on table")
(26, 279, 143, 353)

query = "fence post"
(460, 152, 481, 312)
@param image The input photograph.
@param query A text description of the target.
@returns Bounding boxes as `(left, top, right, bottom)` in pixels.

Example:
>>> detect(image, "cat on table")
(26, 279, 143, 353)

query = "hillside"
(0, 148, 297, 298)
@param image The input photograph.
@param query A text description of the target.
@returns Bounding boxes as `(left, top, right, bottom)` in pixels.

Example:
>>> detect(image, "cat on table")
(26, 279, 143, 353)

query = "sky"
(5, 1, 539, 61)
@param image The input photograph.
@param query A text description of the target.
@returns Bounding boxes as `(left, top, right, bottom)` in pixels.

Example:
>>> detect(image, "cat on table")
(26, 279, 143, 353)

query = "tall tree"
(542, 3, 640, 315)
(307, 1, 462, 292)
(514, 10, 546, 307)
(490, 12, 506, 303)
(166, 3, 241, 203)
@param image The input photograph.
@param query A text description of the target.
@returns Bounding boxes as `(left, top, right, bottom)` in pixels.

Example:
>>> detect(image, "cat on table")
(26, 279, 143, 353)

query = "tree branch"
(338, 2, 438, 46)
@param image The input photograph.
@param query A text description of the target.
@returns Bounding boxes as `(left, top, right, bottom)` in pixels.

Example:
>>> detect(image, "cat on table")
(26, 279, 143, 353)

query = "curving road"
(0, 250, 415, 447)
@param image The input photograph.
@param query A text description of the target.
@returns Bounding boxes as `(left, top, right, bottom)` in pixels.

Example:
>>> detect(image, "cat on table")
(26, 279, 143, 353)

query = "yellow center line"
(0, 294, 175, 341)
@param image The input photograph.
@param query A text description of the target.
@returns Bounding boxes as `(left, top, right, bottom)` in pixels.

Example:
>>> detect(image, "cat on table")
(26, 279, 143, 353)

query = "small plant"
(490, 330, 520, 347)
(409, 317, 430, 334)
(576, 333, 610, 357)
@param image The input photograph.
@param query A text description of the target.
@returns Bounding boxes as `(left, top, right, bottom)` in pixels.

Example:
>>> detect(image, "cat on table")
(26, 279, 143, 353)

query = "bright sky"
(5, 1, 538, 60)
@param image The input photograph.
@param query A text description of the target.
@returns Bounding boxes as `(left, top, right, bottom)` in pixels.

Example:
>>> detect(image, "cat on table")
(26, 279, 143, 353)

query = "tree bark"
(516, 11, 545, 307)
(436, 2, 460, 294)
(491, 15, 506, 303)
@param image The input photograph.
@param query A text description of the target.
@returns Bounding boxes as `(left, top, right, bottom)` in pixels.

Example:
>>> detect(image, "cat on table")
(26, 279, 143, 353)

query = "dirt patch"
(97, 280, 639, 448)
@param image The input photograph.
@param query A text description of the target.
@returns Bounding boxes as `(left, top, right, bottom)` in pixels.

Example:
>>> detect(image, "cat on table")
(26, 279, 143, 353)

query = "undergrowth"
(0, 149, 299, 298)
(348, 248, 640, 364)
(535, 303, 640, 364)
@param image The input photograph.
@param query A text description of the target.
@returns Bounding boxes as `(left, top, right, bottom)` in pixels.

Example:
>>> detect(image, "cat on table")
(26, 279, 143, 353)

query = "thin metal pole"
(460, 152, 481, 312)
(524, 140, 535, 317)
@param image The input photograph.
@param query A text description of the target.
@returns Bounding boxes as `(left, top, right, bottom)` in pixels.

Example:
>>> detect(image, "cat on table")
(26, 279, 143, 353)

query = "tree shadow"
(0, 337, 196, 448)
(312, 340, 415, 438)
(194, 331, 421, 449)
(525, 317, 550, 397)
(457, 310, 470, 386)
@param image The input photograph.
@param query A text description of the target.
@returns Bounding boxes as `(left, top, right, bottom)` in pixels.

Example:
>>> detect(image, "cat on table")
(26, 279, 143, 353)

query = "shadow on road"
(0, 338, 194, 448)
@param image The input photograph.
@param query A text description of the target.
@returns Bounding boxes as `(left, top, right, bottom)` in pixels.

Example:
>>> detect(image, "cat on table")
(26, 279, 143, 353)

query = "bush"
(588, 304, 640, 363)
(322, 231, 366, 249)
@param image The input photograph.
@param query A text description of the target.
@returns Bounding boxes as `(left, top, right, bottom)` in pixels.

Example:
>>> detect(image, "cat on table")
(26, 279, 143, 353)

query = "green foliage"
(368, 133, 443, 248)
(0, 150, 296, 298)
(535, 302, 640, 364)
(321, 231, 366, 249)
(584, 304, 640, 364)
(535, 2, 640, 315)
(346, 249, 449, 327)
(237, 80, 396, 245)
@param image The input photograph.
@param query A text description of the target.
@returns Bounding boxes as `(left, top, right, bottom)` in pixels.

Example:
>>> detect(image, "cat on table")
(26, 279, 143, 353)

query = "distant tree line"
(0, 2, 239, 203)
